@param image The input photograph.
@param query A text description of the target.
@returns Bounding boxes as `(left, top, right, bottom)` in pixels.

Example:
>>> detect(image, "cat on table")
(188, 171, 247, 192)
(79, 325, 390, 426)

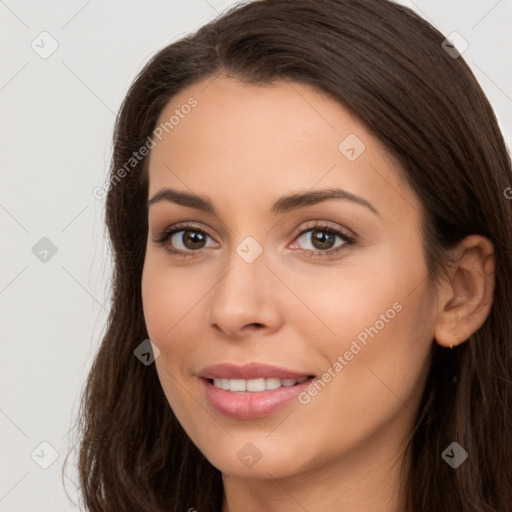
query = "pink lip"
(200, 376, 314, 419)
(198, 362, 313, 380)
(198, 362, 315, 419)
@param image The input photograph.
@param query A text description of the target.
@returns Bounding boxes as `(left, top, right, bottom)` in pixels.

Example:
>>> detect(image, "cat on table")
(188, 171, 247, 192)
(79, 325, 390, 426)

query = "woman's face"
(142, 76, 439, 479)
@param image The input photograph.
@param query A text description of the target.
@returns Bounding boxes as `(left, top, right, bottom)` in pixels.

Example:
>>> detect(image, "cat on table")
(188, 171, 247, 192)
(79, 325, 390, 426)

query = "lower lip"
(200, 377, 314, 419)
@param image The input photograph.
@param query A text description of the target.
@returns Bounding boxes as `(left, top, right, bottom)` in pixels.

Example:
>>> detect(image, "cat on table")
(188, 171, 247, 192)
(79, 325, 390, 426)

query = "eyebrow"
(147, 187, 379, 216)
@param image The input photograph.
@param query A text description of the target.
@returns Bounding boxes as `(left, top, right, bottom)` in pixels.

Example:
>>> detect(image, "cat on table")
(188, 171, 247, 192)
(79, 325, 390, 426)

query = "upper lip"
(198, 362, 314, 380)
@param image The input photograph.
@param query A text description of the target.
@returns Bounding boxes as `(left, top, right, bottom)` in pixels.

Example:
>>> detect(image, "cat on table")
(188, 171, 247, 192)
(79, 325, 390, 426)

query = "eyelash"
(152, 221, 357, 259)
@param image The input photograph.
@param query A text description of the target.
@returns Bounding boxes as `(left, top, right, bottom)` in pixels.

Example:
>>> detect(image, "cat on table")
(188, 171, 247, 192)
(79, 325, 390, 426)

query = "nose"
(206, 249, 283, 339)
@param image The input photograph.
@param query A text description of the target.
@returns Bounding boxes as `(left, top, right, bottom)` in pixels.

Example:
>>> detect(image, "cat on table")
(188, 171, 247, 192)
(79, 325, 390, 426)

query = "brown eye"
(177, 230, 207, 250)
(309, 229, 337, 250)
(294, 227, 350, 253)
(153, 224, 219, 256)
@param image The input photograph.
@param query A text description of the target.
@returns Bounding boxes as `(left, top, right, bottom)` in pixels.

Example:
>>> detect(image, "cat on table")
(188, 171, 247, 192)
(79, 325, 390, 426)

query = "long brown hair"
(65, 1, 512, 510)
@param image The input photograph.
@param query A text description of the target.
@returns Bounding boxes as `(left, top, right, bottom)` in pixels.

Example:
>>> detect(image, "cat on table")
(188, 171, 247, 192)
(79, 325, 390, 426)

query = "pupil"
(312, 229, 334, 249)
(184, 231, 205, 249)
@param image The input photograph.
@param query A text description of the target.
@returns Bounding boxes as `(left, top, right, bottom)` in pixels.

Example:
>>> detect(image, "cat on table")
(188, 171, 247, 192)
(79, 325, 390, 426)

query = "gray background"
(1, 0, 511, 510)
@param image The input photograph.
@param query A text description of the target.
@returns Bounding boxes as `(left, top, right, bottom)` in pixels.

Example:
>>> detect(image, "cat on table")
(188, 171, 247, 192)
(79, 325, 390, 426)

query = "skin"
(141, 75, 495, 512)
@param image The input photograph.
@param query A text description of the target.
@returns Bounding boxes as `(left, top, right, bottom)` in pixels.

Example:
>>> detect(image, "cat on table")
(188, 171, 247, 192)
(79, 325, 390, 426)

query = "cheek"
(141, 260, 205, 425)
(141, 256, 203, 345)
(285, 297, 433, 473)
(298, 244, 435, 435)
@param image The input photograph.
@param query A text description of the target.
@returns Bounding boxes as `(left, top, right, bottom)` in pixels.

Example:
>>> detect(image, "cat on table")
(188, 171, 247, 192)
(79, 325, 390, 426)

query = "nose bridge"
(207, 235, 282, 335)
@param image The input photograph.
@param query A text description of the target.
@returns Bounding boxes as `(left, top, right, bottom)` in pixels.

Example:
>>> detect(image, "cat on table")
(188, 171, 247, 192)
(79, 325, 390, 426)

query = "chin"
(197, 435, 313, 480)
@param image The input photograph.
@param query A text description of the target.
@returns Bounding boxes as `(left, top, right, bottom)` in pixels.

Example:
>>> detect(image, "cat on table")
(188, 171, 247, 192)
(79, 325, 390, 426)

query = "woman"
(68, 0, 512, 510)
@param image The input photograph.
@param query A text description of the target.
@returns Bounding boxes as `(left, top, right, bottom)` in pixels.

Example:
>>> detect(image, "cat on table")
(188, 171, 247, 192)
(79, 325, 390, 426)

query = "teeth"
(212, 377, 309, 392)
(246, 378, 266, 392)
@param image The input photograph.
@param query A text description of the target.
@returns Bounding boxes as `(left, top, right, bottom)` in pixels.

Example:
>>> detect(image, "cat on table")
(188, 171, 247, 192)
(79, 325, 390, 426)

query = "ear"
(434, 235, 495, 348)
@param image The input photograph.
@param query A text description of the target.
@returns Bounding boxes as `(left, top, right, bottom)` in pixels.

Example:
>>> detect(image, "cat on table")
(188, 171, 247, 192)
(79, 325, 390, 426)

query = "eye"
(152, 223, 218, 257)
(290, 222, 356, 258)
(152, 221, 356, 259)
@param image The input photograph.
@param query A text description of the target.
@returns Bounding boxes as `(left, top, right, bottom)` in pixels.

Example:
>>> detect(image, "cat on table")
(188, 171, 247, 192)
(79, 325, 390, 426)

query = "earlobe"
(433, 235, 495, 348)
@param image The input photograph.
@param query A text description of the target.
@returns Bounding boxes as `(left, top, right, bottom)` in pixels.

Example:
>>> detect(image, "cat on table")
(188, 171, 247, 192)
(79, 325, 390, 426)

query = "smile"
(210, 376, 309, 392)
(200, 376, 315, 419)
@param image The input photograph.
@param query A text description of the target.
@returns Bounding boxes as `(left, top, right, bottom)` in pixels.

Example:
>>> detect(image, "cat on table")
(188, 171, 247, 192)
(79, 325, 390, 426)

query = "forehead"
(151, 76, 370, 158)
(147, 76, 420, 221)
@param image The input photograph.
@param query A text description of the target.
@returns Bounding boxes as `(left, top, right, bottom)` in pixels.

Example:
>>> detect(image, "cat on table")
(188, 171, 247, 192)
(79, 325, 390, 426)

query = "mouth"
(198, 362, 316, 419)
(205, 375, 313, 392)
(199, 372, 316, 419)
